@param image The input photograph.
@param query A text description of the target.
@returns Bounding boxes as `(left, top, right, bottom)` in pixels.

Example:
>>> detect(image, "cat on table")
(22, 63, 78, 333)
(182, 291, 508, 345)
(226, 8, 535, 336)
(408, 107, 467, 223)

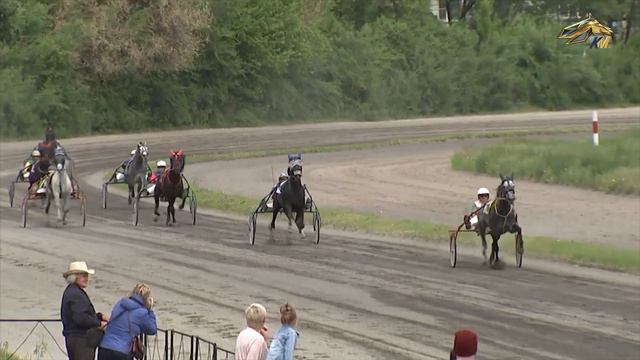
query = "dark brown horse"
(270, 160, 306, 239)
(154, 150, 184, 225)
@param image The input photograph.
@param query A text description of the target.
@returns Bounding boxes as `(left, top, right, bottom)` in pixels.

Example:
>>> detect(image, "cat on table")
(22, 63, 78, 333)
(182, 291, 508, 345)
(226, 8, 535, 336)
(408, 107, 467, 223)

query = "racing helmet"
(31, 150, 41, 157)
(477, 187, 490, 197)
(157, 160, 167, 168)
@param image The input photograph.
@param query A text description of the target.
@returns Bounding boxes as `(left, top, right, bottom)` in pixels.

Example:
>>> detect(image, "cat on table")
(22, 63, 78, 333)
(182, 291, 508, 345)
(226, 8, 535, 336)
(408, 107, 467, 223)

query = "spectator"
(61, 261, 108, 360)
(267, 303, 299, 360)
(98, 283, 157, 360)
(235, 303, 269, 360)
(450, 329, 478, 360)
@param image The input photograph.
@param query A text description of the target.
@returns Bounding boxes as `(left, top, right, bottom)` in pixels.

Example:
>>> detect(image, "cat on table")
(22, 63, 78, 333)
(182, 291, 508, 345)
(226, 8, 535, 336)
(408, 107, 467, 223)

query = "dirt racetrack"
(1, 108, 639, 359)
(189, 139, 640, 249)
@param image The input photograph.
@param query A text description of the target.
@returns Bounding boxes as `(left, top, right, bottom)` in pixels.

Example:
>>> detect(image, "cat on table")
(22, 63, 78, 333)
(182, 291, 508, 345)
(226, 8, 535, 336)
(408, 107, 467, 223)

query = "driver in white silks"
(464, 187, 491, 230)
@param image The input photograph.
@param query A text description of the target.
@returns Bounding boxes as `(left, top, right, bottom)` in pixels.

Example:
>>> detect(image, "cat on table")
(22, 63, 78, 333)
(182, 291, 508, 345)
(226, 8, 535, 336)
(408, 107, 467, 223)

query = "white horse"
(46, 155, 73, 225)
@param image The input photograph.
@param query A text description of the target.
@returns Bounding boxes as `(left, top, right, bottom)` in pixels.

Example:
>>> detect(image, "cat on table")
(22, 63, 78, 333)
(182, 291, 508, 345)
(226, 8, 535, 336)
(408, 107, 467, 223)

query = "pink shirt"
(235, 327, 268, 360)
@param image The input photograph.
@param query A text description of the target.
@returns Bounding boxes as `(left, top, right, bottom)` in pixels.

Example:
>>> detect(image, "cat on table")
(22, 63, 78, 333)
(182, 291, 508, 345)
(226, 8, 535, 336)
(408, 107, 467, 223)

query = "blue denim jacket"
(267, 325, 299, 360)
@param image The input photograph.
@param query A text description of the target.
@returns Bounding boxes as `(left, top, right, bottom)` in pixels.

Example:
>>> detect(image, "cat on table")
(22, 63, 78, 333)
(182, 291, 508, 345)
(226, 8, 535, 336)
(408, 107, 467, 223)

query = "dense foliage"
(1, 0, 638, 138)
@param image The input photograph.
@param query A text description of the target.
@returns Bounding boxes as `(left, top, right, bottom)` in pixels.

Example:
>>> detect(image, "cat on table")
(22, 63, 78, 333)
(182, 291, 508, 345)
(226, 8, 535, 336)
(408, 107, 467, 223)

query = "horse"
(477, 174, 522, 268)
(270, 160, 306, 239)
(154, 150, 184, 225)
(124, 142, 149, 205)
(45, 151, 73, 225)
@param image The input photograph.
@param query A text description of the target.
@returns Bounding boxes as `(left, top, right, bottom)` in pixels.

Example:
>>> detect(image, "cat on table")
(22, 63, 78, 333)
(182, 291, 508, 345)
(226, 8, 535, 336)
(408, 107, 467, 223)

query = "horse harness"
(488, 197, 514, 231)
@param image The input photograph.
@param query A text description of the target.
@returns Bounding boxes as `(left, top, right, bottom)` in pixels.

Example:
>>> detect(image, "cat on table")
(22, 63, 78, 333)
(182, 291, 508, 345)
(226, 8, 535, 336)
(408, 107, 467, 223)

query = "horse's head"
(497, 174, 516, 202)
(289, 160, 303, 184)
(169, 149, 184, 174)
(137, 142, 149, 158)
(54, 147, 66, 171)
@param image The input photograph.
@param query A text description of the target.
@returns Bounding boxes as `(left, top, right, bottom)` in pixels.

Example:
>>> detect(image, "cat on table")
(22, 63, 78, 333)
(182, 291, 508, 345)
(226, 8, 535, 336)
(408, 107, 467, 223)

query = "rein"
(490, 196, 514, 231)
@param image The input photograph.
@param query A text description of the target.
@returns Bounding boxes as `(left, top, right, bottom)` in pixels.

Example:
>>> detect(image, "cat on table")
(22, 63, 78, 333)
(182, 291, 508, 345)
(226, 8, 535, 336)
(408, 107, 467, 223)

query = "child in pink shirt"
(235, 303, 269, 360)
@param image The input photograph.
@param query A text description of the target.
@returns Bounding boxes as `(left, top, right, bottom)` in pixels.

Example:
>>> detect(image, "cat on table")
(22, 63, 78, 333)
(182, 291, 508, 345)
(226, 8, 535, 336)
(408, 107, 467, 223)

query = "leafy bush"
(1, 0, 639, 138)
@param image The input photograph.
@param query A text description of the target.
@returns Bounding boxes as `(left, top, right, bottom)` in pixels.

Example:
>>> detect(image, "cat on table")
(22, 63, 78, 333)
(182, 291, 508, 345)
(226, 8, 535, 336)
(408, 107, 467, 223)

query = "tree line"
(0, 0, 638, 138)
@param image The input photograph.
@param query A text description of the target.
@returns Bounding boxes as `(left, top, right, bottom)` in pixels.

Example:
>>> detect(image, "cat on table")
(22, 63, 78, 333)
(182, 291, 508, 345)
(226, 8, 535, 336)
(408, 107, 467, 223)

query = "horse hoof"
(300, 230, 306, 239)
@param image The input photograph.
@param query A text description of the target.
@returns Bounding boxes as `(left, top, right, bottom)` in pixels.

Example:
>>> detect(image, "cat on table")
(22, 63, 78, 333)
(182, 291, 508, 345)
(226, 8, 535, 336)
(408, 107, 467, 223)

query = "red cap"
(453, 329, 477, 357)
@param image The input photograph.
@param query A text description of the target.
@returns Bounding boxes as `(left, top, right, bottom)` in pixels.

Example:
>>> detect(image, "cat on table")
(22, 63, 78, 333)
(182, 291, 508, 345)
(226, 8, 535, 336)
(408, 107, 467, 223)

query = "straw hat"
(62, 261, 95, 278)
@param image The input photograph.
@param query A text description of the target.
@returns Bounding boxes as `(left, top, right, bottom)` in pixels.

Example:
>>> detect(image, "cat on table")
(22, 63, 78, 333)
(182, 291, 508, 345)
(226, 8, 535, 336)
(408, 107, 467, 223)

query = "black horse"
(477, 174, 522, 268)
(125, 142, 149, 205)
(154, 150, 184, 225)
(270, 161, 306, 239)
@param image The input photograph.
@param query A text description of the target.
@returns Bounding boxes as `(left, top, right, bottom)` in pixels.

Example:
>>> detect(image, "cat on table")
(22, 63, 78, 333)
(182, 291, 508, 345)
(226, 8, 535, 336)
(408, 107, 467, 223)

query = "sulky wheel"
(190, 194, 197, 225)
(515, 232, 524, 268)
(449, 231, 458, 268)
(21, 196, 28, 228)
(81, 195, 87, 227)
(9, 181, 15, 208)
(248, 213, 257, 246)
(313, 212, 321, 244)
(101, 183, 108, 209)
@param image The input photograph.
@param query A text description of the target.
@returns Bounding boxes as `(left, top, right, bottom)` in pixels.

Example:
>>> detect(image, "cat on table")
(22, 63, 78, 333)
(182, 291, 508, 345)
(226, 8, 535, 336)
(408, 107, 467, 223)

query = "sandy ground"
(1, 108, 640, 359)
(190, 139, 640, 248)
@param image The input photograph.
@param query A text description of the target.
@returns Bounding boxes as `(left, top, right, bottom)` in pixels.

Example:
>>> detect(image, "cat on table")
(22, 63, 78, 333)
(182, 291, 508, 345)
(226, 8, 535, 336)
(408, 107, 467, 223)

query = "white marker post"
(592, 111, 599, 146)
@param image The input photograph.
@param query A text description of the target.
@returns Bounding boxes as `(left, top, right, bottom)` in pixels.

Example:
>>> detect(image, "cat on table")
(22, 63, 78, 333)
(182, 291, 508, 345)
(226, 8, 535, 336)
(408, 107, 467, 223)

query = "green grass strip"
(452, 128, 640, 195)
(191, 185, 640, 273)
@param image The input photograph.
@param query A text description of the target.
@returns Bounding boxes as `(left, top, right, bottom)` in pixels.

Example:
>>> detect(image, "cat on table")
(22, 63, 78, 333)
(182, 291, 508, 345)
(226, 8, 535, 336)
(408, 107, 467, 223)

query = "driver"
(37, 127, 66, 161)
(28, 156, 51, 192)
(149, 160, 167, 184)
(465, 187, 491, 230)
(120, 149, 137, 170)
(22, 149, 41, 179)
(270, 172, 289, 196)
(145, 160, 167, 195)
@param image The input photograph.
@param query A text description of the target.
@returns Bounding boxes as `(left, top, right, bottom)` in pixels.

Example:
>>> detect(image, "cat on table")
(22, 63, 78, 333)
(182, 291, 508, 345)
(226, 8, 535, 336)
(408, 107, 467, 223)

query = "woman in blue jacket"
(267, 303, 299, 360)
(98, 283, 157, 360)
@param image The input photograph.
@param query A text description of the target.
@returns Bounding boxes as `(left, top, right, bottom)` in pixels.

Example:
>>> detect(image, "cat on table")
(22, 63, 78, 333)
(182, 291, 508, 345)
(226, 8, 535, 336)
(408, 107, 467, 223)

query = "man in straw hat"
(61, 261, 108, 360)
(450, 329, 478, 360)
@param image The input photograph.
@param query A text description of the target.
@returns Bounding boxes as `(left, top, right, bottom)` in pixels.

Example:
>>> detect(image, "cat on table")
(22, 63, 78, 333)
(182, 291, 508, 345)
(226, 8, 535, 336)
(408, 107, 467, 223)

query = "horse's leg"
(128, 184, 133, 204)
(179, 192, 187, 210)
(55, 187, 63, 224)
(170, 197, 176, 223)
(489, 233, 501, 267)
(153, 193, 160, 221)
(478, 224, 488, 264)
(166, 198, 171, 226)
(269, 199, 281, 242)
(45, 191, 51, 214)
(295, 209, 305, 239)
(284, 206, 294, 233)
(62, 190, 69, 225)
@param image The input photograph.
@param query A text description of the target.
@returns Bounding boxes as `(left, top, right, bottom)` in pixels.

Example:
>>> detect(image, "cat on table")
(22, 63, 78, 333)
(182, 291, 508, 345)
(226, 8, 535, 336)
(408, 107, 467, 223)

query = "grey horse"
(125, 142, 149, 205)
(477, 174, 522, 268)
